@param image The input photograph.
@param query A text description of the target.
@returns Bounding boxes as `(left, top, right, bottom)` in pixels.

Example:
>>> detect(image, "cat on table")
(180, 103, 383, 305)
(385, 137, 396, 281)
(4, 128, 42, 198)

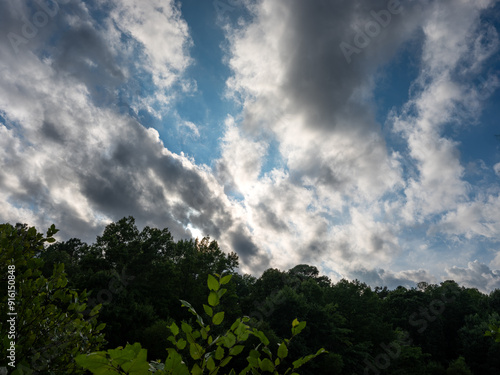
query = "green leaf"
(176, 339, 187, 350)
(90, 304, 101, 317)
(277, 343, 288, 360)
(182, 322, 193, 334)
(316, 348, 327, 355)
(208, 291, 220, 307)
(292, 320, 306, 336)
(237, 329, 249, 342)
(207, 357, 216, 371)
(213, 312, 225, 325)
(182, 300, 203, 325)
(220, 356, 233, 367)
(252, 329, 270, 346)
(181, 299, 194, 309)
(189, 343, 204, 360)
(207, 274, 220, 291)
(203, 304, 213, 317)
(201, 327, 208, 340)
(121, 347, 149, 374)
(75, 353, 109, 373)
(165, 349, 189, 375)
(215, 345, 225, 360)
(249, 349, 260, 359)
(259, 358, 275, 372)
(229, 345, 245, 356)
(220, 275, 232, 285)
(170, 322, 180, 336)
(191, 363, 203, 375)
(223, 332, 236, 348)
(292, 351, 322, 370)
(230, 319, 241, 331)
(292, 357, 307, 369)
(291, 318, 299, 328)
(247, 355, 259, 368)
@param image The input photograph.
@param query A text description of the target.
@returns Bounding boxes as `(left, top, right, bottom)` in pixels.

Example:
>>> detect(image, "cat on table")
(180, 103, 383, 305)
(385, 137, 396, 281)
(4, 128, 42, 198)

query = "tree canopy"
(1, 216, 500, 374)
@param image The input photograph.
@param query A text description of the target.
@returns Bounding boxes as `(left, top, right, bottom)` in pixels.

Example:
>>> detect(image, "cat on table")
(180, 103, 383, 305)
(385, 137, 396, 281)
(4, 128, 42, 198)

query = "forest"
(1, 217, 500, 375)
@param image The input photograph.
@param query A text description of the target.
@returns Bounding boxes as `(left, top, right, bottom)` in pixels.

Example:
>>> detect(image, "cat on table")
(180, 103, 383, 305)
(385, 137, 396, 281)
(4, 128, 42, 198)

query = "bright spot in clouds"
(1, 0, 500, 292)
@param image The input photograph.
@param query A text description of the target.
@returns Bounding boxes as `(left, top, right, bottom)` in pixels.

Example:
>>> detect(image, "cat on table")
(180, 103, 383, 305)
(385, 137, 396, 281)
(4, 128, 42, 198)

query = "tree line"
(1, 216, 499, 374)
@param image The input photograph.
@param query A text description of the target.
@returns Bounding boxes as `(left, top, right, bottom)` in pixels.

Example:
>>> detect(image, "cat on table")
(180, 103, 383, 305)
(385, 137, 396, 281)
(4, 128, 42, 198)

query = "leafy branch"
(76, 273, 326, 374)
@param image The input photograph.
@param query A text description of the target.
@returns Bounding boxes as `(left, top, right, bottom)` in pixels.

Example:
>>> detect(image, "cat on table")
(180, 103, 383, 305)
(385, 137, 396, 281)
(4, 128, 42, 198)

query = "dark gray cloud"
(41, 121, 65, 143)
(230, 225, 270, 272)
(279, 0, 414, 128)
(53, 23, 126, 101)
(254, 202, 288, 232)
(238, 0, 425, 132)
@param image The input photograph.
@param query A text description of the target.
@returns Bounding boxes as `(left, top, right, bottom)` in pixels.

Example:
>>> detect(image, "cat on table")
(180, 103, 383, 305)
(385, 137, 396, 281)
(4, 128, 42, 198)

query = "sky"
(1, 0, 500, 293)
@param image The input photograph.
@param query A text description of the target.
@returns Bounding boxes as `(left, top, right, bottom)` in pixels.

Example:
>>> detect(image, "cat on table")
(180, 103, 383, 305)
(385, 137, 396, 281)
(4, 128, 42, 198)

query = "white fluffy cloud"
(220, 0, 500, 285)
(107, 0, 193, 90)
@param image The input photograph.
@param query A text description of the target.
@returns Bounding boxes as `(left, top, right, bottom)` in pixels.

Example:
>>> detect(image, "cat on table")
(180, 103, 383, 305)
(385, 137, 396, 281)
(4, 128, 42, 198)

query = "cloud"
(494, 162, 500, 177)
(390, 0, 498, 223)
(225, 0, 422, 200)
(432, 196, 500, 240)
(216, 116, 268, 195)
(218, 0, 500, 286)
(446, 261, 500, 293)
(490, 252, 500, 269)
(0, 0, 271, 272)
(217, 0, 423, 275)
(107, 0, 193, 91)
(180, 120, 200, 139)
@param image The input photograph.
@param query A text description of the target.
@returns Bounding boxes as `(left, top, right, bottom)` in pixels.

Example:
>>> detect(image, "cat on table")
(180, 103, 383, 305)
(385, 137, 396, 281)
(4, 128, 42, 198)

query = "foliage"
(446, 356, 473, 375)
(0, 223, 106, 374)
(485, 323, 500, 342)
(10, 216, 500, 374)
(76, 273, 327, 374)
(40, 217, 239, 352)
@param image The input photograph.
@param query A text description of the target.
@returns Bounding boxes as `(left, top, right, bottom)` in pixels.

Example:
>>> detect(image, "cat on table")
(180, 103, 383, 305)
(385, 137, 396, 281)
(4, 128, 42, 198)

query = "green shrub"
(0, 223, 106, 374)
(76, 273, 326, 374)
